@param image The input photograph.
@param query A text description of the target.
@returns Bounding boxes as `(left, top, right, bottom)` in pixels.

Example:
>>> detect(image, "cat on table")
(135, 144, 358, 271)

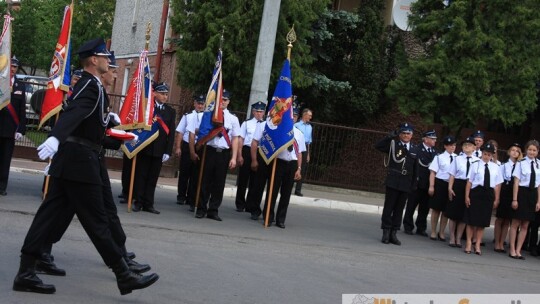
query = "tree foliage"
(386, 0, 540, 134)
(170, 0, 329, 111)
(296, 1, 401, 125)
(2, 0, 115, 75)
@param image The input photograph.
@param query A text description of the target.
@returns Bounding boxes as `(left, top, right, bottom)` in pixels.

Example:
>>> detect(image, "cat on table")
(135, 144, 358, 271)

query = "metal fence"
(16, 83, 390, 193)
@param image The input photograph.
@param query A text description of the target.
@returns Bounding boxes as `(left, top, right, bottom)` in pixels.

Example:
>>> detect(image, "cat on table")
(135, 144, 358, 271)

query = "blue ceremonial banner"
(121, 122, 160, 159)
(259, 59, 294, 164)
(196, 49, 224, 148)
(62, 39, 71, 88)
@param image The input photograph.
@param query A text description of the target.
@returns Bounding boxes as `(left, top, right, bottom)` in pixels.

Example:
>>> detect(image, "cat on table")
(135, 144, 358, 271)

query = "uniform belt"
(65, 136, 102, 152)
(207, 146, 229, 153)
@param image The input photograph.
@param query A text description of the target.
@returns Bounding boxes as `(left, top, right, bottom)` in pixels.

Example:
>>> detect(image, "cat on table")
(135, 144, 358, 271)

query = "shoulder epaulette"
(519, 158, 527, 162)
(471, 160, 480, 164)
(183, 112, 189, 116)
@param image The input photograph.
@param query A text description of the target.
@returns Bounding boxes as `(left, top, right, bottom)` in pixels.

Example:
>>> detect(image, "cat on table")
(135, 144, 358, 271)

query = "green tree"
(4, 0, 115, 75)
(296, 1, 401, 125)
(170, 0, 329, 110)
(386, 0, 540, 135)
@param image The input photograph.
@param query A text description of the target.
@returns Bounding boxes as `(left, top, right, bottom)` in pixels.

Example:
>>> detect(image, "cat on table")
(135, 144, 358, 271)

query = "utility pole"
(247, 0, 281, 116)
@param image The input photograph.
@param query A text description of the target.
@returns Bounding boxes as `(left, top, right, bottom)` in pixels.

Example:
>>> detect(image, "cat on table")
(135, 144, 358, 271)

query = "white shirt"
(206, 109, 240, 149)
(186, 111, 205, 142)
(513, 157, 540, 188)
(429, 151, 457, 181)
(239, 118, 261, 147)
(252, 120, 267, 142)
(468, 160, 503, 189)
(500, 160, 517, 183)
(449, 154, 479, 180)
(276, 128, 306, 161)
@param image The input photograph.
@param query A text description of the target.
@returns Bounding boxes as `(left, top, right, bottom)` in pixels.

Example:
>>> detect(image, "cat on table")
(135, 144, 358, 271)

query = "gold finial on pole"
(145, 22, 152, 50)
(286, 25, 296, 60)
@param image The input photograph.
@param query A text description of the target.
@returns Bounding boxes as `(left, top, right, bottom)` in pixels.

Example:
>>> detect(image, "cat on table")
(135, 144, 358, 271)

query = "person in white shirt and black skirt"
(463, 143, 503, 255)
(509, 140, 540, 259)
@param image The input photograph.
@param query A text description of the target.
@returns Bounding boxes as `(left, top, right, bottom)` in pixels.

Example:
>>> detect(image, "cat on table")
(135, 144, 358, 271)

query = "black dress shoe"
(250, 213, 260, 220)
(142, 207, 160, 214)
(188, 206, 195, 212)
(131, 204, 142, 212)
(13, 273, 56, 294)
(275, 222, 285, 229)
(416, 230, 428, 237)
(195, 212, 205, 218)
(404, 230, 413, 235)
(294, 191, 303, 197)
(126, 252, 136, 260)
(207, 214, 222, 221)
(0, 190, 7, 196)
(126, 258, 151, 274)
(235, 208, 245, 212)
(176, 198, 186, 205)
(36, 257, 66, 276)
(119, 199, 127, 204)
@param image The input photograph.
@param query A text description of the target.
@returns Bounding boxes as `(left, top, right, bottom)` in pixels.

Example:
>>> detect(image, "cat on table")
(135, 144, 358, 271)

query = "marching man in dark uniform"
(0, 56, 26, 196)
(403, 130, 437, 236)
(132, 83, 176, 214)
(12, 38, 159, 295)
(375, 123, 417, 245)
(235, 101, 266, 212)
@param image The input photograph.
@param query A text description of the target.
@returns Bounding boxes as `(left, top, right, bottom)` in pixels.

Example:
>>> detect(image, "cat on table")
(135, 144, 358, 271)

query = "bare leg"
(448, 219, 456, 245)
(439, 214, 448, 240)
(456, 222, 466, 247)
(516, 221, 530, 257)
(494, 218, 503, 250)
(430, 209, 440, 239)
(509, 220, 520, 256)
(475, 227, 484, 254)
(465, 225, 474, 253)
(500, 219, 511, 249)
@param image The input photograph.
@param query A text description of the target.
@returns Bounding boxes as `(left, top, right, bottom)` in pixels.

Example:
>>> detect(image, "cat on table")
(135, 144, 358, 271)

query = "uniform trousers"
(177, 141, 195, 203)
(263, 159, 297, 224)
(0, 137, 15, 192)
(44, 161, 128, 257)
(294, 151, 308, 194)
(403, 187, 430, 232)
(21, 177, 124, 266)
(381, 186, 408, 230)
(120, 154, 133, 197)
(235, 145, 255, 211)
(134, 154, 163, 208)
(198, 146, 230, 216)
(245, 153, 269, 217)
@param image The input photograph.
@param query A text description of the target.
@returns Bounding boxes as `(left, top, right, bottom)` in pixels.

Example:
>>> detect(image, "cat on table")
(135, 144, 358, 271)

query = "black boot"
(126, 251, 136, 260)
(381, 229, 390, 244)
(36, 252, 66, 276)
(125, 256, 151, 274)
(389, 229, 401, 246)
(111, 258, 159, 295)
(13, 254, 56, 294)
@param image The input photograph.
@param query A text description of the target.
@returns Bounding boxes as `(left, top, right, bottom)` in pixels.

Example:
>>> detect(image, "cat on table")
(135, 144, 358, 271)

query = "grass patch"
(25, 130, 48, 146)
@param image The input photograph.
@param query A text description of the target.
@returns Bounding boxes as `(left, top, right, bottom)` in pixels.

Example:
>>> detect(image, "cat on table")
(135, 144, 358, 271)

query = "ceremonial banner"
(259, 59, 294, 164)
(0, 14, 13, 111)
(117, 50, 154, 130)
(195, 49, 224, 148)
(120, 122, 159, 159)
(39, 3, 73, 128)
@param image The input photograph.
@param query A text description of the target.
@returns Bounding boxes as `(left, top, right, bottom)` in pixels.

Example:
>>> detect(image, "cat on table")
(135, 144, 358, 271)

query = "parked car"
(15, 74, 48, 123)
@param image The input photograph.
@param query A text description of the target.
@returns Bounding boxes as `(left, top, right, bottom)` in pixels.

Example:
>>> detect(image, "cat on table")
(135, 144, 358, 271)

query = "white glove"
(43, 164, 50, 176)
(126, 132, 138, 145)
(14, 132, 23, 141)
(162, 154, 170, 163)
(108, 112, 121, 125)
(37, 137, 60, 160)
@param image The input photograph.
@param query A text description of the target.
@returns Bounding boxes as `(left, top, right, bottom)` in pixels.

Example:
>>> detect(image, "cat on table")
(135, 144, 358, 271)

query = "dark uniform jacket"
(49, 71, 112, 185)
(140, 103, 176, 158)
(375, 135, 417, 193)
(412, 144, 437, 190)
(0, 77, 26, 138)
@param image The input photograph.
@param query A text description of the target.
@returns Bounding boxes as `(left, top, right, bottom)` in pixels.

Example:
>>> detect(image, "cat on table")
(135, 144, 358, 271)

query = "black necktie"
(484, 163, 490, 188)
(466, 156, 471, 176)
(450, 155, 453, 163)
(530, 161, 536, 189)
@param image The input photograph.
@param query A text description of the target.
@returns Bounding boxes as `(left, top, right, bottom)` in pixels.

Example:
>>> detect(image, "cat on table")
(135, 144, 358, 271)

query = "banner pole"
(127, 155, 137, 212)
(194, 145, 207, 216)
(264, 159, 277, 228)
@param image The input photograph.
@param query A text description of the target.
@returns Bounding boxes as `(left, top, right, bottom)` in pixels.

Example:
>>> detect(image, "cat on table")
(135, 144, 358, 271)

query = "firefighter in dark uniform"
(0, 56, 26, 195)
(375, 123, 417, 245)
(132, 83, 176, 214)
(403, 130, 437, 236)
(13, 38, 159, 295)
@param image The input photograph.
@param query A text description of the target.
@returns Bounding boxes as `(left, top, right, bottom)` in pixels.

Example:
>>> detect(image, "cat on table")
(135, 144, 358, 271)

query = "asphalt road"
(1, 171, 540, 304)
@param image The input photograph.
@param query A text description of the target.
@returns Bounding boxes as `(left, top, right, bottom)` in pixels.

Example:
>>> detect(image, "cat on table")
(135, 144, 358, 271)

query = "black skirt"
(463, 186, 494, 227)
(429, 178, 448, 212)
(496, 180, 514, 219)
(512, 186, 538, 222)
(445, 179, 466, 221)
